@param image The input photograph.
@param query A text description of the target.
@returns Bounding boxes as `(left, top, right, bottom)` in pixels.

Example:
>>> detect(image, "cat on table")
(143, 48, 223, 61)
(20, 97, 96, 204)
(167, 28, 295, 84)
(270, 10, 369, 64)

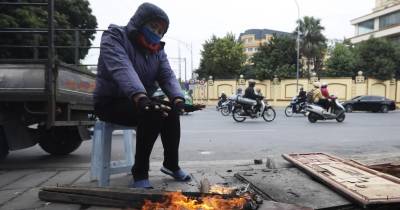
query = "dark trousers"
(94, 98, 181, 181)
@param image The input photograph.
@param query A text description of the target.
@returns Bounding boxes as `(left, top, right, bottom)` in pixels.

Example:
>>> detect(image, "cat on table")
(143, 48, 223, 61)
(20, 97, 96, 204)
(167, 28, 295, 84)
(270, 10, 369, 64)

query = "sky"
(85, 0, 376, 79)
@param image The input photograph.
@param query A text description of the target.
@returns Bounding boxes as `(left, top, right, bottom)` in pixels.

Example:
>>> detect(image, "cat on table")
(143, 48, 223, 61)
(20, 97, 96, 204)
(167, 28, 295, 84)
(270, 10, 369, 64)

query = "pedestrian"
(94, 3, 192, 189)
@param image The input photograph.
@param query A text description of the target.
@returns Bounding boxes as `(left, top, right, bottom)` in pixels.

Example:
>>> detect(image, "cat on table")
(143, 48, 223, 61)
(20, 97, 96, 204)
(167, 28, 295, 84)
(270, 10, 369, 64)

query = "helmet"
(248, 79, 256, 87)
(313, 82, 321, 88)
(321, 82, 328, 88)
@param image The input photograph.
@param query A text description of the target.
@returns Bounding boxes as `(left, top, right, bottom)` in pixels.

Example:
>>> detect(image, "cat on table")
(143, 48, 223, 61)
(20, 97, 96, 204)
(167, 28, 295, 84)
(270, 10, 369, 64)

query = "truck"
(0, 61, 96, 159)
(0, 0, 96, 159)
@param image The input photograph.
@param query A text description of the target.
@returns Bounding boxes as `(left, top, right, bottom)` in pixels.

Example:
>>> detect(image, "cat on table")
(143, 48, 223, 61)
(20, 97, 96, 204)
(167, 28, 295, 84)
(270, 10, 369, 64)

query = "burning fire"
(209, 185, 236, 195)
(142, 186, 247, 210)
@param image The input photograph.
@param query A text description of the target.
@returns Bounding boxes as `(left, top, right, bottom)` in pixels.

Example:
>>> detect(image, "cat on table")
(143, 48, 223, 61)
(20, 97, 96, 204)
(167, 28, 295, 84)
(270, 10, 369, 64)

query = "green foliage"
(196, 33, 246, 79)
(0, 0, 97, 64)
(353, 38, 397, 80)
(250, 35, 297, 80)
(295, 16, 327, 75)
(324, 43, 356, 77)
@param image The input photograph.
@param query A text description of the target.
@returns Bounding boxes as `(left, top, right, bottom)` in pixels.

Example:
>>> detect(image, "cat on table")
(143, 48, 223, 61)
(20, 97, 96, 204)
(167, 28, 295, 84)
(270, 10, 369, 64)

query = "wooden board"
(283, 153, 400, 207)
(235, 168, 352, 210)
(39, 185, 314, 210)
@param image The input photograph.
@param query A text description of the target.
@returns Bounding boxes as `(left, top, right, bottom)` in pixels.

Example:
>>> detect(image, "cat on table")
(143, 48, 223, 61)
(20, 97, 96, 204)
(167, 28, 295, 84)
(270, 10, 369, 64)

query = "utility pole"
(294, 0, 301, 93)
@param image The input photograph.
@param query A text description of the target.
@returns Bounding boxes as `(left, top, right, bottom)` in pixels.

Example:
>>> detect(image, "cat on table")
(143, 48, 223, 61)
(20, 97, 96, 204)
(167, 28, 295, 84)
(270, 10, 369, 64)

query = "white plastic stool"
(90, 121, 136, 187)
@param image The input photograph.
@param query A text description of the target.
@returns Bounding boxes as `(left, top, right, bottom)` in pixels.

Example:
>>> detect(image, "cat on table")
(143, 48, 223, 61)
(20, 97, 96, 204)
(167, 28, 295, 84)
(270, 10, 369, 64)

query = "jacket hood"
(126, 3, 170, 38)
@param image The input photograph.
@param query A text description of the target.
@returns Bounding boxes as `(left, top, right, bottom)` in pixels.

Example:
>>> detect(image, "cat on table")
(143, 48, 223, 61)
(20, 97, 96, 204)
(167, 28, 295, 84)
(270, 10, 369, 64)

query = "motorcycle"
(216, 98, 227, 111)
(220, 94, 240, 116)
(285, 96, 307, 117)
(232, 96, 276, 122)
(306, 96, 346, 123)
(220, 99, 235, 116)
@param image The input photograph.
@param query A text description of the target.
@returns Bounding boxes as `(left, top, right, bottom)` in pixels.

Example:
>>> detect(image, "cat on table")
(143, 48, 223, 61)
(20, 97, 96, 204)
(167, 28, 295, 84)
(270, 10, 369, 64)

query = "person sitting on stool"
(94, 3, 192, 189)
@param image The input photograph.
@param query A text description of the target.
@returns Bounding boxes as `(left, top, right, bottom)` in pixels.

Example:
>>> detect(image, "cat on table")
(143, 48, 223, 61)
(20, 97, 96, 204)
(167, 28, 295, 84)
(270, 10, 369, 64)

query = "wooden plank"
(38, 186, 240, 209)
(283, 153, 400, 207)
(39, 185, 312, 210)
(235, 168, 352, 210)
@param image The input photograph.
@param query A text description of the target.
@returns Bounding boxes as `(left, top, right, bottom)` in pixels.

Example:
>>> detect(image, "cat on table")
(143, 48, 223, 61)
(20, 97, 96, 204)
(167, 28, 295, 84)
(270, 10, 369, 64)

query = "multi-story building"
(239, 29, 290, 59)
(350, 0, 400, 43)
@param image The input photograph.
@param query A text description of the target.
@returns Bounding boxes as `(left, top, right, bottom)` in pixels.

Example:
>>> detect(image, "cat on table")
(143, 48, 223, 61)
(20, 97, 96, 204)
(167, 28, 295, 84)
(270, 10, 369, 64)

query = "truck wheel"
(38, 126, 82, 155)
(0, 126, 9, 160)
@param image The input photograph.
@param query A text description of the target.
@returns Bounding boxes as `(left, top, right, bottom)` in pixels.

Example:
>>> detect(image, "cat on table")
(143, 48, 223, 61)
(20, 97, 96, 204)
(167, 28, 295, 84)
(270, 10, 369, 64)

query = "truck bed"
(0, 63, 95, 106)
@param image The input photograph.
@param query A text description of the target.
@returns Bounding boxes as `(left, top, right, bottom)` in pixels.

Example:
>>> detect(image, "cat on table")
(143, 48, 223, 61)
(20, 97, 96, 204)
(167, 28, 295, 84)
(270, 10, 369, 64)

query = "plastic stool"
(90, 121, 136, 187)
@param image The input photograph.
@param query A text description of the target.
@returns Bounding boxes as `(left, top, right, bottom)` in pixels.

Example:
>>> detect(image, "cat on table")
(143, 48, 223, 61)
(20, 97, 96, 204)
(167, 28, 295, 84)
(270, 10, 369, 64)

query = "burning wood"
(39, 185, 262, 210)
(142, 184, 262, 210)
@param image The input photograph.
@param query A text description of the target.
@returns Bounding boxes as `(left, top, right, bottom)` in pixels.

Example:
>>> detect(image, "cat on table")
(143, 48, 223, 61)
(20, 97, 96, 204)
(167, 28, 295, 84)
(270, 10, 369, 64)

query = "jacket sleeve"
(157, 51, 184, 101)
(99, 27, 146, 99)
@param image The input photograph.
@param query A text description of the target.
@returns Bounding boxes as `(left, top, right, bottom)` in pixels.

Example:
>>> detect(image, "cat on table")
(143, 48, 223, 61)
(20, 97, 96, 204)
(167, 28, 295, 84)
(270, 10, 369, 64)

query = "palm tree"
(295, 16, 327, 77)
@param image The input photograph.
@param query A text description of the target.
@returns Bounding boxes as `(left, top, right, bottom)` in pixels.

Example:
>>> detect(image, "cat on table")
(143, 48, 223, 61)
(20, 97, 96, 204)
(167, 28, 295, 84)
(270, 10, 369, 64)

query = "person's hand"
(136, 96, 171, 117)
(173, 98, 185, 114)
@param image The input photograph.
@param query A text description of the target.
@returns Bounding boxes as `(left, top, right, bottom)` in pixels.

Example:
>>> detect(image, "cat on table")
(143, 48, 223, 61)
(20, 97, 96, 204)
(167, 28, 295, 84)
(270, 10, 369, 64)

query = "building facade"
(239, 29, 290, 59)
(350, 0, 400, 43)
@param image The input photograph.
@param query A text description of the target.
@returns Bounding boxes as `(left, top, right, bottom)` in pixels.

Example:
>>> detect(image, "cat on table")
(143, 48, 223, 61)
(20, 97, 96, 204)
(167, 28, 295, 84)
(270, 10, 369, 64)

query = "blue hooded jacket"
(94, 3, 184, 104)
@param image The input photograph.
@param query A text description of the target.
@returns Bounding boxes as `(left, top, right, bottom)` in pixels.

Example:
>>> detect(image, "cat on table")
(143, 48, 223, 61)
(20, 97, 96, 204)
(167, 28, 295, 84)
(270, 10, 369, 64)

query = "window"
(380, 11, 400, 29)
(358, 19, 374, 35)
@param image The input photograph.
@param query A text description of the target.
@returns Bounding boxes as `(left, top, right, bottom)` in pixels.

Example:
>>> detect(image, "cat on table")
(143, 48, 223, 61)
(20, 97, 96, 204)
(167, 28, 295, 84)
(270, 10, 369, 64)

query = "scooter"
(285, 96, 307, 117)
(306, 96, 346, 123)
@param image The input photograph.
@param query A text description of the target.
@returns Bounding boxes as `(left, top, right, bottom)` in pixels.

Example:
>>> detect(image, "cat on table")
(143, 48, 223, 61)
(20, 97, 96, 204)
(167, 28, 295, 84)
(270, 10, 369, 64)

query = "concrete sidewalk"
(0, 159, 269, 210)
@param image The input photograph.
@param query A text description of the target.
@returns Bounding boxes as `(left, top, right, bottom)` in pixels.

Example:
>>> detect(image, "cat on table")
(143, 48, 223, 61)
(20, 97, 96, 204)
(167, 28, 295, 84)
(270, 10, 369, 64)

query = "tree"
(0, 0, 97, 64)
(295, 16, 327, 76)
(250, 35, 297, 80)
(353, 38, 397, 80)
(196, 33, 246, 79)
(324, 43, 356, 77)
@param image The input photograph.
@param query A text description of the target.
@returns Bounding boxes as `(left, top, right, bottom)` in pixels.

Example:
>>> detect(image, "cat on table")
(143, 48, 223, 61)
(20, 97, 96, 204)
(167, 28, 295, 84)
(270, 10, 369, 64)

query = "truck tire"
(0, 126, 9, 160)
(38, 126, 82, 155)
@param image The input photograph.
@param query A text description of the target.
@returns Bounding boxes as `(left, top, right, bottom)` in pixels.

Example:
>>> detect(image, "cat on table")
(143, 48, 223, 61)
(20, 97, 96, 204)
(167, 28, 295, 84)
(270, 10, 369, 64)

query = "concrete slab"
(0, 187, 42, 210)
(4, 171, 57, 190)
(0, 170, 37, 188)
(0, 189, 21, 206)
(236, 167, 353, 210)
(41, 170, 87, 187)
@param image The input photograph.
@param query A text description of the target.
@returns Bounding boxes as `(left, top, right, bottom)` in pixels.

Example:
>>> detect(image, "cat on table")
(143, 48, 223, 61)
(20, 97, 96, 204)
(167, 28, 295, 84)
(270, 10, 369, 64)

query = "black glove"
(174, 100, 186, 114)
(137, 97, 170, 117)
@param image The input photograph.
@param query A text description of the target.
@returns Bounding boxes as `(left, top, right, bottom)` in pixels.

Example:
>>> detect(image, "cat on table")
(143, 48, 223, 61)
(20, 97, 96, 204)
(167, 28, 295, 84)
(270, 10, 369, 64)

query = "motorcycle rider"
(298, 87, 307, 103)
(293, 87, 307, 112)
(244, 79, 263, 114)
(321, 83, 333, 111)
(217, 91, 227, 108)
(311, 82, 328, 109)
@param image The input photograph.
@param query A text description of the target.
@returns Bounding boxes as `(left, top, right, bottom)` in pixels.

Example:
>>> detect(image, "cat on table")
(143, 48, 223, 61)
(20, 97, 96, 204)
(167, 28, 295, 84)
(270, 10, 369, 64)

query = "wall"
(192, 77, 400, 107)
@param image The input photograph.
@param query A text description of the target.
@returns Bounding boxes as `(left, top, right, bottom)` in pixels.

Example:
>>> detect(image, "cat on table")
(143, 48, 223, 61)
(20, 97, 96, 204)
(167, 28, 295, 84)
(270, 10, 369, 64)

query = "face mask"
(141, 26, 162, 44)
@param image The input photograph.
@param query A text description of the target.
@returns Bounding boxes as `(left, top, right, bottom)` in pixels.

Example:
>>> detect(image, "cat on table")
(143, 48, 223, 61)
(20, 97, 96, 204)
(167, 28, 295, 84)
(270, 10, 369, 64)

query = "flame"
(141, 191, 247, 210)
(209, 185, 235, 195)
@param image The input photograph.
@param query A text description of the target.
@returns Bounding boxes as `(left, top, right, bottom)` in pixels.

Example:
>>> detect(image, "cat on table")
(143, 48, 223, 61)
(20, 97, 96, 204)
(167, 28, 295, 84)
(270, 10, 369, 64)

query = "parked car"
(342, 95, 396, 113)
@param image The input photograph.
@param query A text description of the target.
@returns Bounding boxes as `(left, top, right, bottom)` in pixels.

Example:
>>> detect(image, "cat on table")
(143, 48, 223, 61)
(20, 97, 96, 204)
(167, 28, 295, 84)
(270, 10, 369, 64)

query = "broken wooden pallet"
(283, 153, 400, 208)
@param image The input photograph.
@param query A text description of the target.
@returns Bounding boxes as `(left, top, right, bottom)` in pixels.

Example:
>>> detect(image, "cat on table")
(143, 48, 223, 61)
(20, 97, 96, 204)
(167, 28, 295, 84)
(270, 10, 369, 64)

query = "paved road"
(2, 108, 400, 169)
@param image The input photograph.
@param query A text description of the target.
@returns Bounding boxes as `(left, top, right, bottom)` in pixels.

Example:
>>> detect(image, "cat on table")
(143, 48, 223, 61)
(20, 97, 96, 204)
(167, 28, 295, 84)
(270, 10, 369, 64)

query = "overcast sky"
(85, 0, 375, 79)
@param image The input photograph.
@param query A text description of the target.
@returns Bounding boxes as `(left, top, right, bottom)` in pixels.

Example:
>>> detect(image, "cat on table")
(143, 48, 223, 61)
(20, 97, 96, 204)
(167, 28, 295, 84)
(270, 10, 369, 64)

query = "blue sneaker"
(160, 166, 192, 182)
(130, 179, 153, 189)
